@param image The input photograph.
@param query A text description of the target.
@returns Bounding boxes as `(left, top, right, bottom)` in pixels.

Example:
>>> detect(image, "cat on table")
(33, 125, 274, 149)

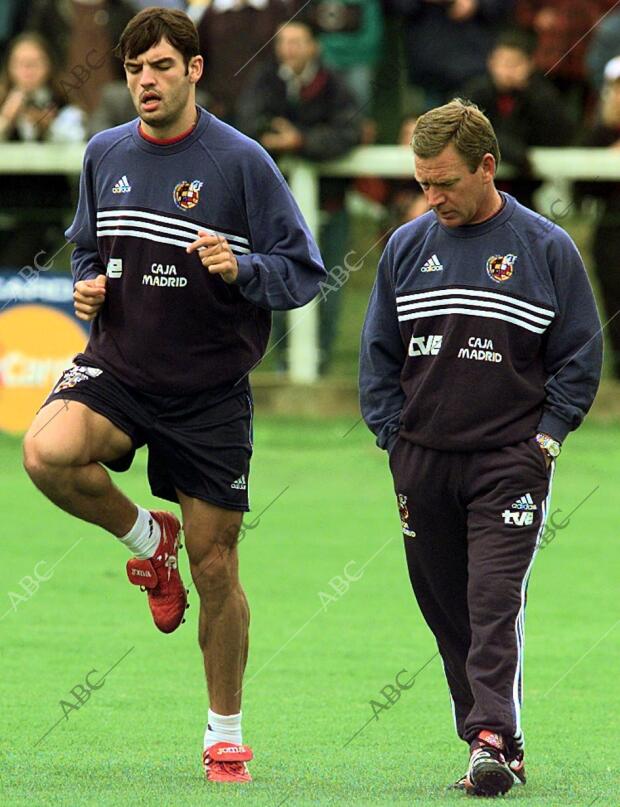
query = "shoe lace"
(163, 553, 177, 583)
(209, 759, 247, 777)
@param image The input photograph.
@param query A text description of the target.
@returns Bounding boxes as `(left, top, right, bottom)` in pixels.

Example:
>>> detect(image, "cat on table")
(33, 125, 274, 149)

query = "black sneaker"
(467, 730, 514, 797)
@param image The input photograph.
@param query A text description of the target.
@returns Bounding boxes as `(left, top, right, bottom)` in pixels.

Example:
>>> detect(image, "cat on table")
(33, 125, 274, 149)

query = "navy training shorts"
(42, 362, 253, 511)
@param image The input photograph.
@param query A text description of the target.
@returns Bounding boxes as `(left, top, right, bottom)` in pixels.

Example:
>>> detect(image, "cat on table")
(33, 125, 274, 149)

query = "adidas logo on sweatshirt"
(420, 254, 443, 272)
(112, 175, 132, 194)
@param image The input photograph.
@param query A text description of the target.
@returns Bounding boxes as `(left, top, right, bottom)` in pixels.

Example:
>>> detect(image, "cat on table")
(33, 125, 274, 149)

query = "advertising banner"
(0, 270, 87, 434)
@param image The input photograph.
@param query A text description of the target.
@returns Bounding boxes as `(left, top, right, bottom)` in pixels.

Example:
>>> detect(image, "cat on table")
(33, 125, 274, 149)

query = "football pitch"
(1, 416, 618, 806)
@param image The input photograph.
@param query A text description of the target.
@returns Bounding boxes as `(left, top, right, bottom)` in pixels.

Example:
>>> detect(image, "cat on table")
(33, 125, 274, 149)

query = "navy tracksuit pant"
(389, 436, 554, 748)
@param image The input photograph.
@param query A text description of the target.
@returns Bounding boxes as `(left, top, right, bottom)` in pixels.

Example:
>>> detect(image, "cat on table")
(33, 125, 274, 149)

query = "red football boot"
(203, 742, 253, 782)
(126, 511, 188, 633)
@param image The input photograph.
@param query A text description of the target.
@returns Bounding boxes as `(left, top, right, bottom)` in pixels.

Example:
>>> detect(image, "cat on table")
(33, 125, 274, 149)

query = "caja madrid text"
(142, 264, 187, 287)
(458, 337, 502, 363)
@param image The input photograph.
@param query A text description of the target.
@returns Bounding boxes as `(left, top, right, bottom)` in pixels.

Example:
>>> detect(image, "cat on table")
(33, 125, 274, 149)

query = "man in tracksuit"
(359, 99, 602, 797)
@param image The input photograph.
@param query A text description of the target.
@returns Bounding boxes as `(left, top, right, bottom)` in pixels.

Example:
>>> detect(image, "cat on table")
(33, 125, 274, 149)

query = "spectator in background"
(25, 0, 135, 114)
(576, 56, 620, 379)
(516, 1, 620, 120)
(463, 29, 573, 207)
(236, 20, 362, 374)
(388, 0, 512, 109)
(0, 33, 86, 143)
(586, 9, 620, 92)
(308, 0, 383, 113)
(0, 33, 85, 268)
(196, 0, 301, 123)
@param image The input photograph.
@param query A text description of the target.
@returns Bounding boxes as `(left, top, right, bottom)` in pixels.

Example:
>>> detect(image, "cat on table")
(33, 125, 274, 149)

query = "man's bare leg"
(176, 490, 249, 715)
(23, 400, 137, 536)
(24, 399, 188, 633)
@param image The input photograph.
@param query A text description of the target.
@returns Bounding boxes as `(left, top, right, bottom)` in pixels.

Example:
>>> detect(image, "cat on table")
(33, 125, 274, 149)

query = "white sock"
(204, 709, 242, 749)
(117, 506, 161, 559)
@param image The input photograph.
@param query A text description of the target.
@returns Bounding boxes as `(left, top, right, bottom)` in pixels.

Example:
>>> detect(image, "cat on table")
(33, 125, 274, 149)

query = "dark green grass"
(1, 417, 619, 806)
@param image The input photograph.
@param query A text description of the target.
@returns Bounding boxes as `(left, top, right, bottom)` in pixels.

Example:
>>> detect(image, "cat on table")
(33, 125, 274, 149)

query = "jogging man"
(23, 8, 325, 783)
(360, 99, 602, 797)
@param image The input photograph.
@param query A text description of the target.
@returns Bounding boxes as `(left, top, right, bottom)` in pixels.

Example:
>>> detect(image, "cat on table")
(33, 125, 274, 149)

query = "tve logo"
(408, 334, 443, 357)
(502, 510, 534, 527)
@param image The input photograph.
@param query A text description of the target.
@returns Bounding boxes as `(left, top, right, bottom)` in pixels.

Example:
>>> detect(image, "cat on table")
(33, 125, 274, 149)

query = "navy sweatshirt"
(66, 106, 325, 394)
(360, 193, 603, 452)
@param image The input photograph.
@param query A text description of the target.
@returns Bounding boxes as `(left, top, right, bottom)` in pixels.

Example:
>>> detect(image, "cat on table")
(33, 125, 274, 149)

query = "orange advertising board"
(0, 304, 86, 434)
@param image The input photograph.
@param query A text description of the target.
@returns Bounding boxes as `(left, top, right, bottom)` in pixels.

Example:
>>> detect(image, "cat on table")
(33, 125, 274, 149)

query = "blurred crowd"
(2, 0, 620, 375)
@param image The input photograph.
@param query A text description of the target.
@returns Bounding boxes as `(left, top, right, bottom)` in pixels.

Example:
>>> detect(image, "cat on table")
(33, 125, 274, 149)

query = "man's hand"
(260, 117, 303, 153)
(0, 89, 26, 126)
(74, 274, 106, 321)
(187, 230, 238, 284)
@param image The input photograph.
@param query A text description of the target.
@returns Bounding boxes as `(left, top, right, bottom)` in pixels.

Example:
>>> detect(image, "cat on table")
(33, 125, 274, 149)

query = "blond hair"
(412, 99, 500, 172)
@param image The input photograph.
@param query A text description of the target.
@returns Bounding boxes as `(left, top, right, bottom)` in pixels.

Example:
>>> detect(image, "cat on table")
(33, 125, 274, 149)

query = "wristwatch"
(535, 432, 561, 459)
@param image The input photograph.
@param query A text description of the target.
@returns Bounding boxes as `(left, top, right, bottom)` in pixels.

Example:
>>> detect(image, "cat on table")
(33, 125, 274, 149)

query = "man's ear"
(480, 152, 497, 183)
(188, 54, 204, 84)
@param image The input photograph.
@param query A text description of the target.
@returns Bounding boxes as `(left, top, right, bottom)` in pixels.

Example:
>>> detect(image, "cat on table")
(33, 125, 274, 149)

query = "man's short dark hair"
(494, 29, 538, 58)
(280, 17, 320, 39)
(116, 7, 200, 70)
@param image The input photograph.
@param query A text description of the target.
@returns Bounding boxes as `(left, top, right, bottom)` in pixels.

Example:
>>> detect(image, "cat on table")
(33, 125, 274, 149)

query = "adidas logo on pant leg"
(511, 493, 537, 511)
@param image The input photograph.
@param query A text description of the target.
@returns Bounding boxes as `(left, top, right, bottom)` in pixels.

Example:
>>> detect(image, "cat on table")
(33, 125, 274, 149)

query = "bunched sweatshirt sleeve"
(537, 228, 603, 442)
(65, 146, 106, 284)
(234, 147, 326, 310)
(359, 239, 406, 452)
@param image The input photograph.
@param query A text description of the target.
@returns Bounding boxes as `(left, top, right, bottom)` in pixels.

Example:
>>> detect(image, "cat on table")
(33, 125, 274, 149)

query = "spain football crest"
(173, 179, 203, 210)
(52, 366, 102, 395)
(397, 493, 416, 538)
(486, 253, 516, 283)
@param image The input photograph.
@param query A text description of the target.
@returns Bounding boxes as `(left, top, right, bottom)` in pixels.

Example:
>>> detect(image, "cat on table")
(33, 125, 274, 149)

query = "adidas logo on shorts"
(511, 493, 537, 511)
(231, 474, 247, 490)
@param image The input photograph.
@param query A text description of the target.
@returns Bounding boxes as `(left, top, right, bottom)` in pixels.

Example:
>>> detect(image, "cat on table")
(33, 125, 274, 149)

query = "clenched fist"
(73, 274, 107, 321)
